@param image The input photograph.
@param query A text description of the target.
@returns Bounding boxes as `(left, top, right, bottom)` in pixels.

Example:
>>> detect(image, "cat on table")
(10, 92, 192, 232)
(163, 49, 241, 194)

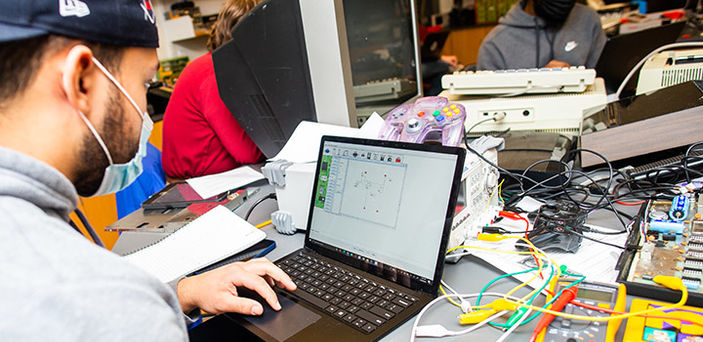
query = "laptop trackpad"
(241, 291, 320, 341)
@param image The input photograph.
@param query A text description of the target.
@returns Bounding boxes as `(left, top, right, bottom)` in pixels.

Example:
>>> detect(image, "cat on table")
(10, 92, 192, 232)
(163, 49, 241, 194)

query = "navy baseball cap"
(0, 0, 159, 48)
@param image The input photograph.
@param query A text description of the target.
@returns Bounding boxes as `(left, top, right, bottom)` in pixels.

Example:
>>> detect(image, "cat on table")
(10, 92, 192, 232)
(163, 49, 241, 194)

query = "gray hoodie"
(0, 146, 188, 341)
(477, 3, 606, 70)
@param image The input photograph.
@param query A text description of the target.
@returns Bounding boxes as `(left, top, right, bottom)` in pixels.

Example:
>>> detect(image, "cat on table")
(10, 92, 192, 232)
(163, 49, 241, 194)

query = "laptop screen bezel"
(302, 135, 466, 295)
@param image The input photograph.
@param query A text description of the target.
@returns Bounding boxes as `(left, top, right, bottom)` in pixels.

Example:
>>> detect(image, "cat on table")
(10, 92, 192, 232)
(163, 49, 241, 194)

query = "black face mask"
(533, 0, 576, 25)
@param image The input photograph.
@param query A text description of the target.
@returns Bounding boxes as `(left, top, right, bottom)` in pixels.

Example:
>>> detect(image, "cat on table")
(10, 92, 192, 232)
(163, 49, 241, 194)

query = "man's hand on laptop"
(176, 258, 297, 315)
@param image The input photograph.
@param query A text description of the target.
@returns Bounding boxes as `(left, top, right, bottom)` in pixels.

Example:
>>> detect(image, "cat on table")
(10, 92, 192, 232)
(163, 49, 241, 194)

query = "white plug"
(493, 112, 507, 121)
(415, 324, 452, 337)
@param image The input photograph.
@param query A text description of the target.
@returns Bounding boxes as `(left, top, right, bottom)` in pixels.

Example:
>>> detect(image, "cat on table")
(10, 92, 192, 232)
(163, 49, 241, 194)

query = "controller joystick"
(379, 96, 467, 147)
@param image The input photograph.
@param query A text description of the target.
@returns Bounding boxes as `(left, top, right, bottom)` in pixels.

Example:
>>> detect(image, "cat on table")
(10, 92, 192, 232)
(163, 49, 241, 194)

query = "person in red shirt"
(162, 0, 264, 180)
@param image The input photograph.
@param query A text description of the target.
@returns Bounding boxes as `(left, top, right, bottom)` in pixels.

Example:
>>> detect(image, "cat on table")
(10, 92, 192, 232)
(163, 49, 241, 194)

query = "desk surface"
(254, 207, 637, 341)
(118, 185, 649, 341)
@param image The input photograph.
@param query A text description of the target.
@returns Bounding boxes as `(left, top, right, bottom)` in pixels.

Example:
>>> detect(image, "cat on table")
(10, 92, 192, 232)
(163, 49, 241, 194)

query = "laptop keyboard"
(276, 251, 418, 334)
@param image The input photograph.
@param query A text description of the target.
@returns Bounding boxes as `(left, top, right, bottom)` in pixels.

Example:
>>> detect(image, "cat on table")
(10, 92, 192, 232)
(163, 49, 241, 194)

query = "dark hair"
(0, 34, 124, 105)
(206, 0, 262, 51)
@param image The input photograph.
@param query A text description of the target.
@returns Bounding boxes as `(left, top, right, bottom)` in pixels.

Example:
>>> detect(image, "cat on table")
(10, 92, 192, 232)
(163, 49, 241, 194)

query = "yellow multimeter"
(624, 298, 703, 342)
(537, 278, 627, 342)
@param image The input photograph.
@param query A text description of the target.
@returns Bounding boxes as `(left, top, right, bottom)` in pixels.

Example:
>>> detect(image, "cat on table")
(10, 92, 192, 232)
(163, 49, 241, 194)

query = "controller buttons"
(453, 108, 460, 114)
(406, 118, 422, 133)
(436, 115, 445, 123)
(442, 107, 449, 113)
(417, 111, 425, 117)
(432, 110, 440, 117)
(446, 111, 453, 117)
(450, 104, 457, 109)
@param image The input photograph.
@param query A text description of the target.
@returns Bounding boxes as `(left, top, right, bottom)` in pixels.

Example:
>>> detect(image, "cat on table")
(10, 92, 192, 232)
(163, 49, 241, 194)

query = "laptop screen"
(306, 137, 461, 290)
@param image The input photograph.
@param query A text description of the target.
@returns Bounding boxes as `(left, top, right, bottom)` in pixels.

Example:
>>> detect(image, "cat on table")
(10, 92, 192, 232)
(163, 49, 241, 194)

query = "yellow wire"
(497, 179, 505, 203)
(439, 285, 463, 308)
(447, 237, 561, 304)
(500, 286, 688, 322)
(255, 220, 272, 229)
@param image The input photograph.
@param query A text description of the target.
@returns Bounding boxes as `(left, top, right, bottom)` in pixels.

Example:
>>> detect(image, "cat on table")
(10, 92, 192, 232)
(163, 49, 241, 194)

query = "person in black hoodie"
(477, 0, 606, 70)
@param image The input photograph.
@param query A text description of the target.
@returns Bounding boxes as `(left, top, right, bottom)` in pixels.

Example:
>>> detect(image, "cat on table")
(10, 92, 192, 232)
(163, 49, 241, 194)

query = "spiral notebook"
(123, 205, 266, 283)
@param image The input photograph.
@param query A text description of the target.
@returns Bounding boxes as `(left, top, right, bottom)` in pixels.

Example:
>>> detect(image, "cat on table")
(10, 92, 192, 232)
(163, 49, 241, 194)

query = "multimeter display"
(576, 288, 615, 303)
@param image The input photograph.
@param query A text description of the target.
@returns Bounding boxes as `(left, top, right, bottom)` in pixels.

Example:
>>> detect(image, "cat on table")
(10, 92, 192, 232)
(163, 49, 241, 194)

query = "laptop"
(595, 21, 685, 94)
(198, 135, 465, 341)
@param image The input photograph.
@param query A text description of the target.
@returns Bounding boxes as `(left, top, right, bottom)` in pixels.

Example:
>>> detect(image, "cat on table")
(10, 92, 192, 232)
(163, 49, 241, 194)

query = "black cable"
(244, 193, 277, 221)
(568, 229, 626, 250)
(583, 226, 627, 235)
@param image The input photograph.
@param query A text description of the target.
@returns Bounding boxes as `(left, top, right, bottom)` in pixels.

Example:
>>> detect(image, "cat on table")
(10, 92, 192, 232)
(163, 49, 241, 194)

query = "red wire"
(499, 211, 543, 279)
(616, 200, 645, 206)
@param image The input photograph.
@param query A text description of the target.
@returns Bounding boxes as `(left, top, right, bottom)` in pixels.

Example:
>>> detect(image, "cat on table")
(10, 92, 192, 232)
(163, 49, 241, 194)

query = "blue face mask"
(77, 57, 153, 197)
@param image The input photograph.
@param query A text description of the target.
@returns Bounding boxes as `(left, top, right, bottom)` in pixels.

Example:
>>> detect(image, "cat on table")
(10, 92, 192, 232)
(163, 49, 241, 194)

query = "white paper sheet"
(186, 166, 264, 199)
(124, 206, 265, 283)
(462, 224, 627, 292)
(270, 112, 385, 163)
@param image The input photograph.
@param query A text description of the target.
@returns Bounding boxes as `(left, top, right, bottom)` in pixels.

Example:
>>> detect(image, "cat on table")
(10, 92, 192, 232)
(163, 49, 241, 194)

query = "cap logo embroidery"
(140, 0, 156, 24)
(59, 0, 90, 18)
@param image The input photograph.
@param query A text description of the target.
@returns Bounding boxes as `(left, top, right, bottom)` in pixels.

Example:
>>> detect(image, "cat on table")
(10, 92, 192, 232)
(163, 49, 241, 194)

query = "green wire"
(475, 266, 542, 306)
(490, 271, 586, 328)
(473, 262, 587, 329)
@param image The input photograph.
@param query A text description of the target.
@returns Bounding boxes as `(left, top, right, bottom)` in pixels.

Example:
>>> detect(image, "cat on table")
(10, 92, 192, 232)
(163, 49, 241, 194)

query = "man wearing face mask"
(0, 1, 295, 340)
(477, 0, 606, 70)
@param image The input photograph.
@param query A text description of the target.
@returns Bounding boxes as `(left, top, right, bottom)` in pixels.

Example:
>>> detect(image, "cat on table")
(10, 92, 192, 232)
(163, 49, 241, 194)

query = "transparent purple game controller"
(378, 96, 467, 147)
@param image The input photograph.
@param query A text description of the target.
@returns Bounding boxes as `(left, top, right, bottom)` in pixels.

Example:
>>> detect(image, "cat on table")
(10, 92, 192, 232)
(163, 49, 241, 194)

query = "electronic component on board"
(668, 194, 689, 221)
(617, 198, 703, 306)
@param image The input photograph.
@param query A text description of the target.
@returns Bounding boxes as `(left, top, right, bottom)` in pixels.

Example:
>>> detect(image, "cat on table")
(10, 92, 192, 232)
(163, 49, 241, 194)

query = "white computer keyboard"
(441, 66, 596, 95)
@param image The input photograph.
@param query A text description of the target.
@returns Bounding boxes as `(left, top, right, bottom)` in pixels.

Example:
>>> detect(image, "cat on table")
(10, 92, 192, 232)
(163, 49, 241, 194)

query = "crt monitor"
(212, 0, 422, 159)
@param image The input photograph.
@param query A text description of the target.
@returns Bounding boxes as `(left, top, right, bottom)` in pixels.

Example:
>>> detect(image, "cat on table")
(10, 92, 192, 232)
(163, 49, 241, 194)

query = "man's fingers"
(243, 259, 297, 291)
(221, 296, 265, 316)
(235, 272, 282, 311)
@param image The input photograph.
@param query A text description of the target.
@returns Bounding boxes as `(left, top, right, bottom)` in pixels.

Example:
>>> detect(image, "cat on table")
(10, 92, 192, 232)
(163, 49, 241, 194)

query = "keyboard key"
(338, 301, 350, 309)
(377, 300, 389, 308)
(360, 302, 373, 310)
(326, 306, 338, 314)
(362, 323, 377, 333)
(348, 305, 360, 314)
(353, 318, 367, 328)
(392, 297, 411, 307)
(352, 298, 364, 306)
(288, 289, 329, 310)
(368, 296, 380, 303)
(382, 293, 395, 301)
(386, 304, 403, 314)
(330, 298, 342, 305)
(343, 294, 354, 302)
(370, 306, 395, 320)
(335, 309, 347, 318)
(343, 314, 356, 323)
(357, 309, 386, 326)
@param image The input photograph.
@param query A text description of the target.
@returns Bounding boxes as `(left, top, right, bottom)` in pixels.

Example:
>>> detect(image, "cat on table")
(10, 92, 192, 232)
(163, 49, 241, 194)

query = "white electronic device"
(447, 147, 502, 261)
(353, 78, 418, 104)
(636, 48, 703, 95)
(440, 77, 607, 135)
(441, 66, 596, 95)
